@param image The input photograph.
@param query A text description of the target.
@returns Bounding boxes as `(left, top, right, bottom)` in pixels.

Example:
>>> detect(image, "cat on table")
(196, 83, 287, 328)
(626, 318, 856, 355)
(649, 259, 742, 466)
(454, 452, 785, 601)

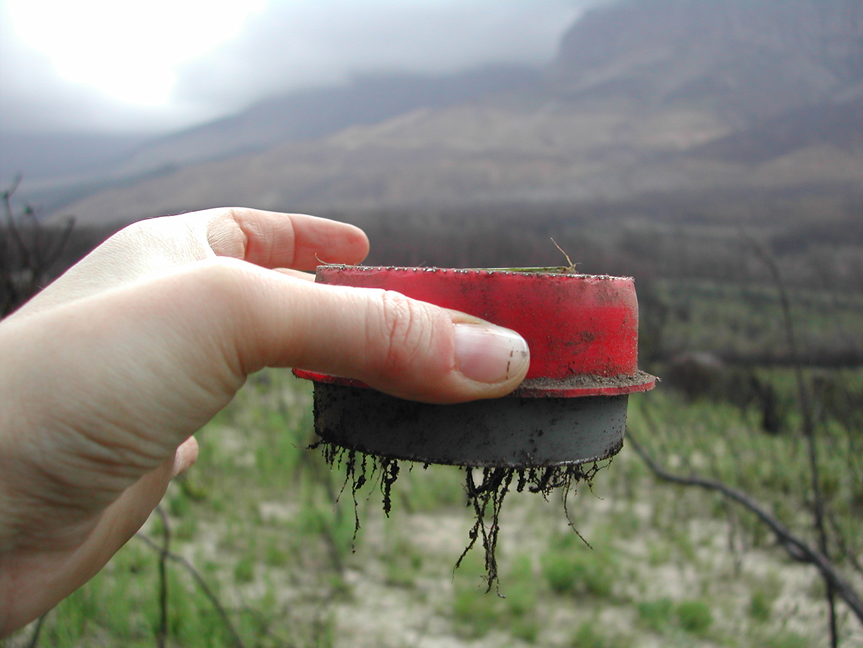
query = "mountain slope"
(5, 67, 539, 210)
(56, 0, 863, 224)
(550, 0, 863, 120)
(112, 66, 542, 176)
(691, 98, 863, 163)
(61, 102, 737, 222)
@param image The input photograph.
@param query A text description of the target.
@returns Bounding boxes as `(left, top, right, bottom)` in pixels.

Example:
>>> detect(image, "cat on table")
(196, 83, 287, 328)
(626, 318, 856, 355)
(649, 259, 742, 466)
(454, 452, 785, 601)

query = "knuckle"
(370, 290, 437, 376)
(197, 256, 242, 285)
(221, 206, 254, 222)
(188, 258, 252, 308)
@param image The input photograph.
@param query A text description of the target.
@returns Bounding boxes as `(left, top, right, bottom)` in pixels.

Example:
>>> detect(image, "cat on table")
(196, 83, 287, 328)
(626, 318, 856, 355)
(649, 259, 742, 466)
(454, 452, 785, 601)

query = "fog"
(0, 0, 595, 135)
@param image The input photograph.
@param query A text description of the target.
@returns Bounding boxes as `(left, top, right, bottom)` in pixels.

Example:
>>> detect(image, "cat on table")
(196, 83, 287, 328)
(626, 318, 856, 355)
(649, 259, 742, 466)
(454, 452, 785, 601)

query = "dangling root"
(456, 462, 606, 592)
(455, 467, 513, 592)
(313, 440, 609, 591)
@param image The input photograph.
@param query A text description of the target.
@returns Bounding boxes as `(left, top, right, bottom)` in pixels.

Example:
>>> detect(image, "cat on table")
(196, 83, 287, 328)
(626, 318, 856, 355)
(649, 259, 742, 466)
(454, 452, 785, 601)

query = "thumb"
(218, 260, 530, 403)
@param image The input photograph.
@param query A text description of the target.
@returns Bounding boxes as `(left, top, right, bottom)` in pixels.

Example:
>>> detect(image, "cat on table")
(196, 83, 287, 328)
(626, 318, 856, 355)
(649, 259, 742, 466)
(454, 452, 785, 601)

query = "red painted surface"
(294, 266, 655, 397)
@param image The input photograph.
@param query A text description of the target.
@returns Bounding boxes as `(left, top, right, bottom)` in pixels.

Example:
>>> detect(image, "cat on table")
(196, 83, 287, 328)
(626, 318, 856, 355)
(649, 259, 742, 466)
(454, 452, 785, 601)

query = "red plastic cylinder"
(295, 266, 654, 397)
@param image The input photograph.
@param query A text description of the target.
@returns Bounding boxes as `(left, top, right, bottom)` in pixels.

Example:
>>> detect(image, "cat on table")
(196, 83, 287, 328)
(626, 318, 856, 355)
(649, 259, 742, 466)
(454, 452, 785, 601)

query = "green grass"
(571, 620, 633, 648)
(451, 586, 500, 639)
(637, 598, 673, 632)
(763, 631, 813, 648)
(648, 278, 863, 362)
(383, 535, 424, 588)
(540, 543, 616, 599)
(675, 600, 713, 635)
(505, 554, 538, 616)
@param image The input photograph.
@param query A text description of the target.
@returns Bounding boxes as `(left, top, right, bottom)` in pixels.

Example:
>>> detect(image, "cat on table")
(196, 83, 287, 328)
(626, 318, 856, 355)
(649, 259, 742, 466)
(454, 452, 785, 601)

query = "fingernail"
(453, 323, 529, 384)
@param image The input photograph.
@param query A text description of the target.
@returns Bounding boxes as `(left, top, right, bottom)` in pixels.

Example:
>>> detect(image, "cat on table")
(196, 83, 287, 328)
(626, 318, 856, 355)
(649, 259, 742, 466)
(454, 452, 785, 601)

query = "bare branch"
(1, 177, 76, 317)
(2, 178, 34, 275)
(25, 611, 47, 648)
(626, 431, 863, 626)
(741, 230, 838, 644)
(154, 506, 170, 648)
(135, 531, 247, 648)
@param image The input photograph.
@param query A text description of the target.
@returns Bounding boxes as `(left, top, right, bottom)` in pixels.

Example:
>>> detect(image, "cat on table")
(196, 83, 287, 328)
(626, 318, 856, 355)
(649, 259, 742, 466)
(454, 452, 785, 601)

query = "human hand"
(0, 207, 529, 635)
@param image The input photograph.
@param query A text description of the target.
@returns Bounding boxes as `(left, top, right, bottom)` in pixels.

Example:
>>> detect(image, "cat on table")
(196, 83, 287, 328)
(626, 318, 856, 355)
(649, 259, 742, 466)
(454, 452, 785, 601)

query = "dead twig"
(154, 506, 170, 648)
(135, 532, 246, 648)
(25, 611, 47, 648)
(742, 231, 838, 645)
(1, 177, 75, 316)
(626, 430, 863, 627)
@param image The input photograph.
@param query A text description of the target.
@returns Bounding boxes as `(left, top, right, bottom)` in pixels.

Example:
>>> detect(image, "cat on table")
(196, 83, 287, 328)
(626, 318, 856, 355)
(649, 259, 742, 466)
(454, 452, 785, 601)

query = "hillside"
(112, 66, 542, 176)
(51, 0, 863, 224)
(551, 0, 863, 120)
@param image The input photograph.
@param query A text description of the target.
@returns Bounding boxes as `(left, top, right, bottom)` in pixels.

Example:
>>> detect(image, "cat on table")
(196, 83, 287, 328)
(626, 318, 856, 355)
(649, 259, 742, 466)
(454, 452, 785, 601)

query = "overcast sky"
(0, 0, 598, 135)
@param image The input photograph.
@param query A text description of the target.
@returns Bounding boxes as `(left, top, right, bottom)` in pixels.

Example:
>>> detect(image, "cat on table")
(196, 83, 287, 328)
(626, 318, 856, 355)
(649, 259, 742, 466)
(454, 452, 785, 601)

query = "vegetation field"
(644, 279, 863, 365)
(5, 356, 861, 647)
(2, 192, 862, 647)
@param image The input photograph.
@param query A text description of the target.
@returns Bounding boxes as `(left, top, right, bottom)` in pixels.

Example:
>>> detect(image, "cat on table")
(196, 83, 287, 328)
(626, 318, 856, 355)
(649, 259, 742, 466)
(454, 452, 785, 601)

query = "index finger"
(205, 208, 369, 270)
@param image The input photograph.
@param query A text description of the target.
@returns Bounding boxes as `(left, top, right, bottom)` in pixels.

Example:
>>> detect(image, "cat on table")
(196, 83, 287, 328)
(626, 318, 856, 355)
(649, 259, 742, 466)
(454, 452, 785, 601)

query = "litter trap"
(294, 265, 656, 588)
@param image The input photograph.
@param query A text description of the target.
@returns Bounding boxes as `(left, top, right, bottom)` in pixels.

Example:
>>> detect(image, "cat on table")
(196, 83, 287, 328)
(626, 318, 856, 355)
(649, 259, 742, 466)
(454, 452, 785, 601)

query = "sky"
(0, 0, 597, 135)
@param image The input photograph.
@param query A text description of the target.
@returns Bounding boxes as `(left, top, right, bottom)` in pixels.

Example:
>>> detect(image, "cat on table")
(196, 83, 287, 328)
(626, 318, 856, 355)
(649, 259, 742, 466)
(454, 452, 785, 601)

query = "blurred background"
(2, 1, 862, 647)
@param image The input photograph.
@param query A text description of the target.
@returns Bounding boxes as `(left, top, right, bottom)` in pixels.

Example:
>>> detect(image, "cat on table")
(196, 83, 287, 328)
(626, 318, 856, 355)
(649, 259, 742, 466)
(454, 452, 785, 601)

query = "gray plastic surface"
(313, 383, 628, 467)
